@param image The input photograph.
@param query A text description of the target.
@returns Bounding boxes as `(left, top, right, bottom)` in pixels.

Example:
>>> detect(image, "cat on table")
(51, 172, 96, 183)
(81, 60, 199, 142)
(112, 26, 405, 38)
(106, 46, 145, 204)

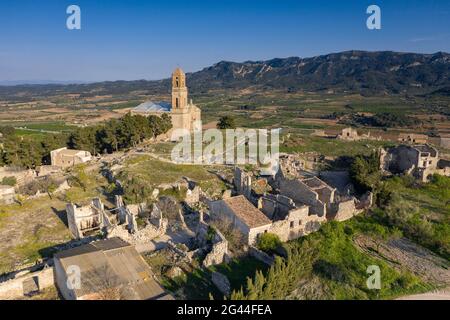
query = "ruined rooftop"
(413, 145, 438, 157)
(54, 238, 172, 300)
(221, 195, 272, 228)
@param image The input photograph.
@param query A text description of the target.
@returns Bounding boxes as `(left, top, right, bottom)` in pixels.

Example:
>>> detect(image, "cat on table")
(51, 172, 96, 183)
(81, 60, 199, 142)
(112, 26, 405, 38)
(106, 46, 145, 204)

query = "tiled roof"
(222, 195, 272, 229)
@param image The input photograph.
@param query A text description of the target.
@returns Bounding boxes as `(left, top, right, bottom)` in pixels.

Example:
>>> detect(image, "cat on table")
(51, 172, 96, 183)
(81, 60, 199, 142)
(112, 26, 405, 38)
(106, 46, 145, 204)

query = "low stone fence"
(0, 266, 54, 300)
(248, 246, 275, 266)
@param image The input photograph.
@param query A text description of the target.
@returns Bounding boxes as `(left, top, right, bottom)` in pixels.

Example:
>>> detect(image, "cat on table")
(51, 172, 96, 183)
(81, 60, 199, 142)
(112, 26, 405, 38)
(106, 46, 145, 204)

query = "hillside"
(0, 51, 449, 101)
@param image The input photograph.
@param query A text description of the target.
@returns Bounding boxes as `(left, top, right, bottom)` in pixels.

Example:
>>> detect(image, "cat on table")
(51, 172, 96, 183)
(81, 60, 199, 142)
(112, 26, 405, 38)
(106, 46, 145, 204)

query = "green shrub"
(257, 233, 282, 254)
(216, 116, 236, 129)
(0, 176, 16, 186)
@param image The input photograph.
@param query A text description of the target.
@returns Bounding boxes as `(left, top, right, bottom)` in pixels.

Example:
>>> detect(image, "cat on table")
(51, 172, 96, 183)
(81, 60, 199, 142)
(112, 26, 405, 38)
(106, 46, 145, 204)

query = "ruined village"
(0, 69, 449, 301)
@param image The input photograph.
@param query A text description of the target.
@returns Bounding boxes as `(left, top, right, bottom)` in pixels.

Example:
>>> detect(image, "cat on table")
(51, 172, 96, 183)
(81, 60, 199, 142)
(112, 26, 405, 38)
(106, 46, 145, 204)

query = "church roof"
(133, 101, 171, 113)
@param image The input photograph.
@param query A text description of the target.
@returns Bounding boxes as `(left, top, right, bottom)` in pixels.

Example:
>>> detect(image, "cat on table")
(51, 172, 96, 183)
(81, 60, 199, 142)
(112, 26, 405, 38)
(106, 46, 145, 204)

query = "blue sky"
(0, 0, 449, 82)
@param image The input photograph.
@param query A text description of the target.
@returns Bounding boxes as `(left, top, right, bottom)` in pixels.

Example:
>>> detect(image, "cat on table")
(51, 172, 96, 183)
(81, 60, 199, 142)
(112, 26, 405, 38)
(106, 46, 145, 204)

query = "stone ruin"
(194, 212, 229, 268)
(380, 144, 450, 182)
(234, 167, 252, 201)
(66, 196, 168, 244)
(336, 127, 381, 141)
(221, 164, 374, 245)
(66, 198, 105, 239)
(105, 196, 168, 245)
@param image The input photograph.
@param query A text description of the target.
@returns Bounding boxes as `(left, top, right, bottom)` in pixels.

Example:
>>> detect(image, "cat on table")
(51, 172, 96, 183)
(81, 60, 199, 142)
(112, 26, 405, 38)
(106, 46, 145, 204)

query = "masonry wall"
(279, 178, 318, 207)
(329, 198, 358, 222)
(209, 200, 251, 242)
(248, 224, 272, 246)
(54, 259, 76, 300)
(0, 267, 54, 300)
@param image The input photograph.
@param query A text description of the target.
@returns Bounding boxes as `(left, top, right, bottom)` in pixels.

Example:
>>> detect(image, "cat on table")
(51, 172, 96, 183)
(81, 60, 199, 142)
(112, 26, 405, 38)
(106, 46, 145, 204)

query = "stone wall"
(234, 167, 252, 200)
(196, 217, 229, 267)
(66, 198, 104, 239)
(0, 185, 15, 204)
(0, 167, 36, 186)
(0, 267, 54, 300)
(248, 246, 275, 266)
(329, 198, 358, 222)
(203, 229, 229, 268)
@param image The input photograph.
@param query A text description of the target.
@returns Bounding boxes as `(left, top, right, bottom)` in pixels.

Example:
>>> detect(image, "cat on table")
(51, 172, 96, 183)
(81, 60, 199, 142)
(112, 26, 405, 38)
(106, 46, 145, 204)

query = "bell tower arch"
(172, 68, 188, 109)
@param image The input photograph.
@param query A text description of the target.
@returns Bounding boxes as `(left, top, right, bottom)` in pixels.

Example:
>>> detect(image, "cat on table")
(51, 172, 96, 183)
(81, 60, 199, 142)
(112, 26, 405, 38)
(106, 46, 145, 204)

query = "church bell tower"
(172, 68, 188, 109)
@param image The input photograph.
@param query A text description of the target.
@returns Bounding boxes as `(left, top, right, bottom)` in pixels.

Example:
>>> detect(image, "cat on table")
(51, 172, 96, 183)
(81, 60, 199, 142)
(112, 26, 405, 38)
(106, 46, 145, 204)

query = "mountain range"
(1, 51, 449, 98)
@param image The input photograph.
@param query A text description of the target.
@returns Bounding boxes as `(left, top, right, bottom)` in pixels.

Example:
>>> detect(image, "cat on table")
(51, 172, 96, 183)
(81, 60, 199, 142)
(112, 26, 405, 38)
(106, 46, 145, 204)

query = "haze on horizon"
(0, 0, 449, 83)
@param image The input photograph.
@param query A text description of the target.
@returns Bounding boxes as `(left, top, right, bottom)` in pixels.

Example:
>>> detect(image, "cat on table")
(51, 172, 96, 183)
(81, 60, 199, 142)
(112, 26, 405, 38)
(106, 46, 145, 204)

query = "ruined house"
(258, 194, 325, 240)
(66, 196, 167, 243)
(66, 198, 106, 239)
(223, 164, 370, 245)
(380, 144, 450, 182)
(336, 127, 380, 141)
(209, 195, 273, 246)
(105, 196, 168, 245)
(278, 176, 335, 217)
(51, 147, 92, 169)
(337, 127, 360, 141)
(54, 237, 173, 300)
(398, 133, 428, 144)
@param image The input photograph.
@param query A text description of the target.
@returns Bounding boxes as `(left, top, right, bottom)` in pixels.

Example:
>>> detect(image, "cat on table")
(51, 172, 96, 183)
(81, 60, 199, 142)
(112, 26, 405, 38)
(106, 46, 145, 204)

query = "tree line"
(0, 113, 172, 169)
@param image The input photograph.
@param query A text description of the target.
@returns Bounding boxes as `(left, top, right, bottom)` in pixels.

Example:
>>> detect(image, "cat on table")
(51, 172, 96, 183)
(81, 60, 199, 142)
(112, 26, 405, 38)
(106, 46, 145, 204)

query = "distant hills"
(186, 51, 450, 95)
(0, 80, 87, 86)
(1, 51, 449, 99)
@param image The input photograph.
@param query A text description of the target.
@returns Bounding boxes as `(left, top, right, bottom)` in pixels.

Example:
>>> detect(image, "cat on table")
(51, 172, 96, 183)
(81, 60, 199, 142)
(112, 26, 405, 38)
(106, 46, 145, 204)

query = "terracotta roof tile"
(223, 195, 272, 228)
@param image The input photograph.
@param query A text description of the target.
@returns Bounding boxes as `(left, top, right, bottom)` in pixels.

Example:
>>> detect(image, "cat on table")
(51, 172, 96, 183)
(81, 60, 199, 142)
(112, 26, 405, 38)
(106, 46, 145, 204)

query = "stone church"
(170, 68, 202, 133)
(132, 67, 202, 137)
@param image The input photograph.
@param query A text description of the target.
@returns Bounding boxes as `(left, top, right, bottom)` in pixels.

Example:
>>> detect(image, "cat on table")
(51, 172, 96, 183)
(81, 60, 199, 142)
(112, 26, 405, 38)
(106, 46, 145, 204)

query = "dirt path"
(396, 287, 450, 300)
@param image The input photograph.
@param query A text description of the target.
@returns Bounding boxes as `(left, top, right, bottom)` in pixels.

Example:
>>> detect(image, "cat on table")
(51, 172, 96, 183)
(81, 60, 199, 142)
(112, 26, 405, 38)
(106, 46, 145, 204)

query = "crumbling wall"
(248, 246, 275, 266)
(356, 191, 373, 210)
(0, 267, 54, 300)
(269, 219, 291, 242)
(382, 145, 419, 174)
(0, 167, 36, 186)
(66, 198, 104, 239)
(337, 127, 359, 141)
(328, 198, 359, 222)
(106, 218, 167, 244)
(234, 167, 252, 200)
(185, 185, 200, 205)
(259, 193, 297, 220)
(0, 186, 15, 204)
(203, 229, 228, 268)
(279, 178, 318, 207)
